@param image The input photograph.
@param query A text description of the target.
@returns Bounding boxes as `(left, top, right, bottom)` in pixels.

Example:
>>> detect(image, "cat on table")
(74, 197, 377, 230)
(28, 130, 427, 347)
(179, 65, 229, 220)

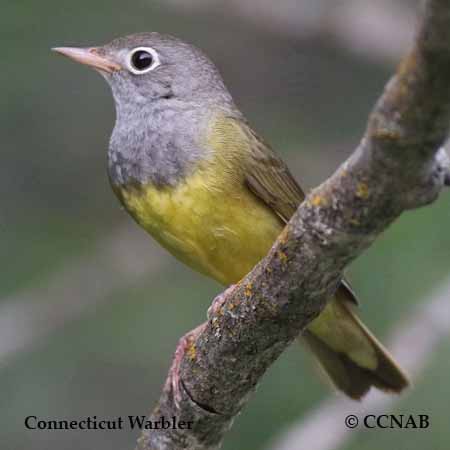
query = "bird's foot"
(207, 284, 237, 319)
(165, 323, 207, 408)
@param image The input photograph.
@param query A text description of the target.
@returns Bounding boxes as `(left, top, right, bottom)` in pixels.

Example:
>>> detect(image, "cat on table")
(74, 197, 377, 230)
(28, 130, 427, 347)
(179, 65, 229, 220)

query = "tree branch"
(136, 1, 450, 449)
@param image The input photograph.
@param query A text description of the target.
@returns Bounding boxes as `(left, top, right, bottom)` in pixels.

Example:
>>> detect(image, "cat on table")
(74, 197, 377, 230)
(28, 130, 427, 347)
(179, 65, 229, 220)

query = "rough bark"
(136, 1, 450, 449)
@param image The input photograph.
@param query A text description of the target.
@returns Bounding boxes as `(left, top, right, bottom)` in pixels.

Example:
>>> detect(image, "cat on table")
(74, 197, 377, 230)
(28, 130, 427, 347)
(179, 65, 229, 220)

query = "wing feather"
(225, 117, 304, 223)
(223, 117, 357, 302)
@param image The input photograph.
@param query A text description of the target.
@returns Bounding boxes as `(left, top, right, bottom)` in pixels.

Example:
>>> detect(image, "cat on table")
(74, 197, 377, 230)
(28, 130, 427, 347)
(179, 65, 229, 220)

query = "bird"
(53, 32, 409, 401)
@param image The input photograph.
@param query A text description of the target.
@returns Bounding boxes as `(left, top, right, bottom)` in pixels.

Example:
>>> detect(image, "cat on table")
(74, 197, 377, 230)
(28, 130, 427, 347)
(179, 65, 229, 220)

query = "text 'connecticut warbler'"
(53, 33, 409, 399)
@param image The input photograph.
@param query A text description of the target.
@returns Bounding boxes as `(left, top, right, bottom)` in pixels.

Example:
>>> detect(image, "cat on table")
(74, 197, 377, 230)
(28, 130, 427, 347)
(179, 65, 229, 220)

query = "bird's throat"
(107, 101, 212, 189)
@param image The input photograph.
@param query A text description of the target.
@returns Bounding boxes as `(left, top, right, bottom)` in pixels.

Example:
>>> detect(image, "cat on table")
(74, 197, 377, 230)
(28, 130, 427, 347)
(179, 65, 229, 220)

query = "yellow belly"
(118, 163, 377, 370)
(119, 167, 282, 285)
(116, 151, 378, 374)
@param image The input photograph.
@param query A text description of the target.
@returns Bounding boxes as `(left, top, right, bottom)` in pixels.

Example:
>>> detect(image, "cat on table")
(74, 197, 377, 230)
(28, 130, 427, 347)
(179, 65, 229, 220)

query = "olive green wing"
(231, 120, 409, 398)
(228, 117, 358, 306)
(228, 118, 305, 223)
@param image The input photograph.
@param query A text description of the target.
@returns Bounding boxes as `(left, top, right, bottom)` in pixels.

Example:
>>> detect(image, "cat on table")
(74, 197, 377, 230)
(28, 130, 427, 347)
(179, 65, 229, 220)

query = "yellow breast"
(118, 161, 282, 286)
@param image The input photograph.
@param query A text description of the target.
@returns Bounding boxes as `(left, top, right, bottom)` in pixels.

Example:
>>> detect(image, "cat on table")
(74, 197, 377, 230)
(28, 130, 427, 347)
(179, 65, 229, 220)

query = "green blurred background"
(2, 0, 449, 449)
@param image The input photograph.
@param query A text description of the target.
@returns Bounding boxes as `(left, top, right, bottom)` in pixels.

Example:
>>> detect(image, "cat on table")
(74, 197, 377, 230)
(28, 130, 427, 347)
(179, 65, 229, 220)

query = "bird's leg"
(165, 322, 207, 408)
(207, 284, 237, 319)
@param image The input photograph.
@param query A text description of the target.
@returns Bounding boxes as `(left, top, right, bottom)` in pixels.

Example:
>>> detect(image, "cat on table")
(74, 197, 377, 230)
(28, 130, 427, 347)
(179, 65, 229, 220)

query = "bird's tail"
(301, 284, 410, 399)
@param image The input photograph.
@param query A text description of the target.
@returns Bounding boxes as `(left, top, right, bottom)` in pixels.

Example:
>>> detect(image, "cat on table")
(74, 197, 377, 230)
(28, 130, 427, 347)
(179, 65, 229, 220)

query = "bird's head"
(53, 32, 234, 112)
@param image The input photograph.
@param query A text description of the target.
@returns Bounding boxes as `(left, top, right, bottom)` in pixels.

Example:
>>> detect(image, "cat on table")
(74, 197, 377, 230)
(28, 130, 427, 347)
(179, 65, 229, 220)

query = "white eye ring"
(126, 47, 161, 75)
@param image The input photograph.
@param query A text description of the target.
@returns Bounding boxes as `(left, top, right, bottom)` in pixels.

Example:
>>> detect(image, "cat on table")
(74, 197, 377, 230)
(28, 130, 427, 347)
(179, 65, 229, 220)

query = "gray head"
(53, 33, 240, 187)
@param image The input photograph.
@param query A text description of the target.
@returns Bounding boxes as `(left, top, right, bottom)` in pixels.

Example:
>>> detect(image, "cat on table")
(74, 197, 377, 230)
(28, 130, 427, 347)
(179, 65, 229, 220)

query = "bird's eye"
(127, 47, 160, 74)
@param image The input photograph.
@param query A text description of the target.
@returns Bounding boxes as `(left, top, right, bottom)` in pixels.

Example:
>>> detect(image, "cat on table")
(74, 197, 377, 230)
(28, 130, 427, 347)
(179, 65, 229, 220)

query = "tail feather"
(301, 283, 410, 400)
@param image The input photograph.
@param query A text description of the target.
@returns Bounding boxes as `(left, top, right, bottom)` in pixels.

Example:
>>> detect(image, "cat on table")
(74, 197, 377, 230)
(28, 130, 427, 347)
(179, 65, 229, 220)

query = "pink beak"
(52, 47, 121, 73)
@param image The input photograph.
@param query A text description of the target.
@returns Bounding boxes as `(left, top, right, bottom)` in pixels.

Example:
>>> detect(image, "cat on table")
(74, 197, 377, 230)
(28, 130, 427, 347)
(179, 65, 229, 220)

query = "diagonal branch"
(136, 1, 450, 449)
